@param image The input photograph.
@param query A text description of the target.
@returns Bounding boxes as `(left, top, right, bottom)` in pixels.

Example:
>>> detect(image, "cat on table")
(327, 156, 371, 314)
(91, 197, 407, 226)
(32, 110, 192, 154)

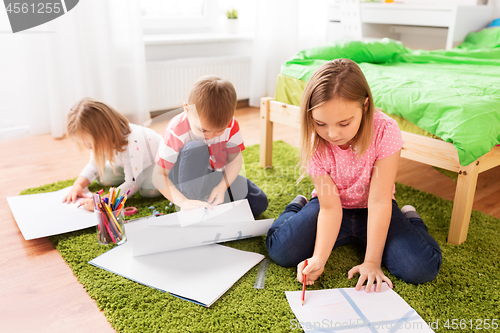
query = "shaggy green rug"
(21, 141, 499, 332)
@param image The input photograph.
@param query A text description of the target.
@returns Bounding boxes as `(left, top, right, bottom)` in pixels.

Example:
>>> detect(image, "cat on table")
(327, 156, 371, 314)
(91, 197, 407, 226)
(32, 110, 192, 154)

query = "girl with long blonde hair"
(266, 59, 441, 290)
(62, 98, 163, 211)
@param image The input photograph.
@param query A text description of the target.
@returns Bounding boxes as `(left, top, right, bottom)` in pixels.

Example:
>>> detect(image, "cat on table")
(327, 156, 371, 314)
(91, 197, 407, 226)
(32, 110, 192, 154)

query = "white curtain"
(0, 0, 149, 140)
(249, 0, 327, 107)
(494, 0, 500, 18)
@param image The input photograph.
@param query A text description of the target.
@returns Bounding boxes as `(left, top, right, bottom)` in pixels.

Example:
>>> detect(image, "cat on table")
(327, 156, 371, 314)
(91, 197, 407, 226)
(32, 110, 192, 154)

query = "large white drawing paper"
(89, 240, 264, 307)
(177, 199, 254, 227)
(7, 186, 95, 240)
(286, 283, 434, 332)
(129, 219, 274, 256)
(126, 199, 273, 256)
(124, 199, 255, 233)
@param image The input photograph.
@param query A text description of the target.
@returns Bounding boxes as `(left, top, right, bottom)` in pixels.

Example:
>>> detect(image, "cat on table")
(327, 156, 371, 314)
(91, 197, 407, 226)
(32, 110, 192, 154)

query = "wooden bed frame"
(259, 97, 500, 245)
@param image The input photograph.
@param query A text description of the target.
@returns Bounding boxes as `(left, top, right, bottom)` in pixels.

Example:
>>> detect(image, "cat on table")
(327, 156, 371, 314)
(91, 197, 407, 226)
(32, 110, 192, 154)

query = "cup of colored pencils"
(92, 187, 128, 245)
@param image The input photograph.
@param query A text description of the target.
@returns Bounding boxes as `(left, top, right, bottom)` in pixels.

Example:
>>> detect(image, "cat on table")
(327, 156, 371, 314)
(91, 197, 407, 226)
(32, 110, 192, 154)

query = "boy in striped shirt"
(154, 75, 268, 217)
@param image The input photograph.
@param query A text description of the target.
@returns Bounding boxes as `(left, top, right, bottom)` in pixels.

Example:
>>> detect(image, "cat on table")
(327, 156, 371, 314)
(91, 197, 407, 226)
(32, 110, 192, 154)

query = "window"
(140, 0, 205, 18)
(140, 0, 219, 34)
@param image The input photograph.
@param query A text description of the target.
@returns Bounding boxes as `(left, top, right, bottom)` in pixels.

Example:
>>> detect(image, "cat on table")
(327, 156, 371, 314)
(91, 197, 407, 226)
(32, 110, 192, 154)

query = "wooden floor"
(1, 106, 498, 332)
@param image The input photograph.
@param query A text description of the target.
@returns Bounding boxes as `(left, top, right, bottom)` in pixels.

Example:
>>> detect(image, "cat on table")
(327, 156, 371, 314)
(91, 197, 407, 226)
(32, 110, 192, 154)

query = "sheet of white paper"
(89, 241, 264, 307)
(124, 199, 273, 256)
(7, 186, 95, 240)
(128, 218, 274, 257)
(124, 199, 255, 233)
(177, 199, 254, 227)
(286, 284, 434, 332)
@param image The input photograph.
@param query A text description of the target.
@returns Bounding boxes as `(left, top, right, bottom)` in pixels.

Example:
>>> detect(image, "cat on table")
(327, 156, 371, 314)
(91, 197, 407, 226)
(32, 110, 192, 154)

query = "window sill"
(143, 33, 254, 46)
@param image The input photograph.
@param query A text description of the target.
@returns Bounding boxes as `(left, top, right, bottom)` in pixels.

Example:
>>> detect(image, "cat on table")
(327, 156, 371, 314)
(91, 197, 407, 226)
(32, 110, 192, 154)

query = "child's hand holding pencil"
(297, 257, 324, 287)
(77, 197, 95, 212)
(77, 188, 104, 212)
(63, 183, 90, 204)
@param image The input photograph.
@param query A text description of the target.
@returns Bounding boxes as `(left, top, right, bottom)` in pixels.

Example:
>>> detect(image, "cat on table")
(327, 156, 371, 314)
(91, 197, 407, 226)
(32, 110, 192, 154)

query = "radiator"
(146, 55, 252, 112)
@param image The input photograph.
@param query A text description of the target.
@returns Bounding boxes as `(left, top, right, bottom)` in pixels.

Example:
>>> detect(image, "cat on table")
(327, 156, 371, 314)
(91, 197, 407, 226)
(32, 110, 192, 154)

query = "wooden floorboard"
(0, 136, 114, 332)
(1, 106, 498, 332)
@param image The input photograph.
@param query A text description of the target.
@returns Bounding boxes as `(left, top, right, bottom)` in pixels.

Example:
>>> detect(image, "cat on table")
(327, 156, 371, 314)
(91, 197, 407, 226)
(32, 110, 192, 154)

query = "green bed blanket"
(277, 28, 500, 166)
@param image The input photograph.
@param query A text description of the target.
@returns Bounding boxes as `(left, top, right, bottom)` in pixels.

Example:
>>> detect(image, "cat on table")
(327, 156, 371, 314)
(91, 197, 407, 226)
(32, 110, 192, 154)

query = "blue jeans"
(266, 196, 442, 284)
(168, 140, 268, 217)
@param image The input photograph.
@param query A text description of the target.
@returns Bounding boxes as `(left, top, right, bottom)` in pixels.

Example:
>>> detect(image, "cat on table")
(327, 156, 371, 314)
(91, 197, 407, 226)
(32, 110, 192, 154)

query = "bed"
(260, 28, 500, 245)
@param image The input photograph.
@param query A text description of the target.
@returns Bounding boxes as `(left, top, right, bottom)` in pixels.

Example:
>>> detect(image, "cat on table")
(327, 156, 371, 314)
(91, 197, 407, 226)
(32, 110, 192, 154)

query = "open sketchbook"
(286, 283, 434, 332)
(90, 199, 274, 307)
(7, 186, 95, 240)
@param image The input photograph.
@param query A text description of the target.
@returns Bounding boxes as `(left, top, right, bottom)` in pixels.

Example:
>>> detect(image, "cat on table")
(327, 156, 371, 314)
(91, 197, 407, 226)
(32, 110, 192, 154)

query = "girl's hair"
(298, 59, 374, 181)
(67, 98, 131, 178)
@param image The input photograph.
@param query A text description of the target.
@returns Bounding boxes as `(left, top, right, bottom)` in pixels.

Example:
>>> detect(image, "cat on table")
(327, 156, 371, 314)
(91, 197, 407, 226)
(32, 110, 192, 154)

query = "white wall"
(0, 9, 50, 139)
(493, 0, 500, 18)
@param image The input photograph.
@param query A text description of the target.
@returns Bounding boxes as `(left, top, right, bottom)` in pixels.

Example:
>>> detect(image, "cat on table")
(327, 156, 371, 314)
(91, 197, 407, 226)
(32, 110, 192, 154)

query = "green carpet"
(21, 141, 499, 332)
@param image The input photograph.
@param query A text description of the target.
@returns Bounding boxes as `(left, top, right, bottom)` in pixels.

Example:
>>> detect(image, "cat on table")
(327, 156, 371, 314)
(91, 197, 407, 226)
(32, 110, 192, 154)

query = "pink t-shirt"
(307, 111, 404, 209)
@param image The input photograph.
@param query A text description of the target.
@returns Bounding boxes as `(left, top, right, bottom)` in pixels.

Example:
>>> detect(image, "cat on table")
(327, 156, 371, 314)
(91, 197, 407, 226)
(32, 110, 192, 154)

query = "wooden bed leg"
(447, 160, 480, 245)
(260, 97, 274, 169)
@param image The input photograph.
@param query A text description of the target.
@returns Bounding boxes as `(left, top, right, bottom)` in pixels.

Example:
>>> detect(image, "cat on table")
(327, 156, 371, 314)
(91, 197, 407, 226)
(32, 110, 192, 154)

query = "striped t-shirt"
(156, 112, 245, 171)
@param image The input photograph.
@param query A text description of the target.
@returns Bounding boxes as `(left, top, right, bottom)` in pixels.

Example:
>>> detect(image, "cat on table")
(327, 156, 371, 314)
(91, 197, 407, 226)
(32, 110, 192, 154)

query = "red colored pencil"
(302, 259, 308, 306)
